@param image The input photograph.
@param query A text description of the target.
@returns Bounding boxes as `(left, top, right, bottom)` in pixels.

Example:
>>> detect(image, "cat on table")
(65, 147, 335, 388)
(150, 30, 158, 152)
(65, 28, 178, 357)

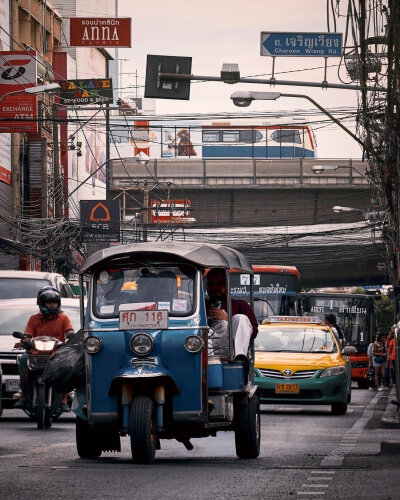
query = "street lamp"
(230, 90, 371, 154)
(0, 83, 60, 103)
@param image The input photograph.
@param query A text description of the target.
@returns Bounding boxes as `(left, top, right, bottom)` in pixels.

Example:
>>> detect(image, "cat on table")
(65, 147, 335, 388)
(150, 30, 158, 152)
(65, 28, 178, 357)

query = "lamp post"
(230, 90, 373, 155)
(0, 83, 60, 103)
(311, 164, 378, 187)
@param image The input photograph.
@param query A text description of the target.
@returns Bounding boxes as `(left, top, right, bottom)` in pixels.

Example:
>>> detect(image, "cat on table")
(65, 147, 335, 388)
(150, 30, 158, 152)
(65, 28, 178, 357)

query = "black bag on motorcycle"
(42, 329, 86, 393)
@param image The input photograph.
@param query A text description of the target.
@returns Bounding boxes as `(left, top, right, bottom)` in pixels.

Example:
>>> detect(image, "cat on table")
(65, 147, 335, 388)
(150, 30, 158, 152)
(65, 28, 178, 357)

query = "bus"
(299, 292, 377, 387)
(230, 265, 301, 323)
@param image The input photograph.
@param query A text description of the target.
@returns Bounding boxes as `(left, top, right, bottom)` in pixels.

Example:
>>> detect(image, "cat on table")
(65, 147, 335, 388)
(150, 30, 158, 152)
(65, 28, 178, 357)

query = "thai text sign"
(151, 199, 191, 224)
(59, 79, 113, 105)
(80, 200, 121, 241)
(260, 32, 342, 57)
(119, 308, 169, 330)
(70, 18, 131, 47)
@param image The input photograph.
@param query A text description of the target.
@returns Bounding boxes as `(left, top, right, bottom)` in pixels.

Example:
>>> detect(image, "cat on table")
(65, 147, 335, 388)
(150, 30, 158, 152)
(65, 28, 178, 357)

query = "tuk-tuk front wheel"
(76, 416, 102, 459)
(130, 396, 156, 464)
(234, 394, 261, 459)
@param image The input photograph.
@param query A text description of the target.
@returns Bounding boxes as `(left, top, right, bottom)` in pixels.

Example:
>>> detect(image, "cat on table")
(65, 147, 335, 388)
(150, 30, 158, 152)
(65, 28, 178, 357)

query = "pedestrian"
(367, 337, 376, 389)
(387, 327, 396, 388)
(384, 329, 394, 387)
(372, 332, 387, 391)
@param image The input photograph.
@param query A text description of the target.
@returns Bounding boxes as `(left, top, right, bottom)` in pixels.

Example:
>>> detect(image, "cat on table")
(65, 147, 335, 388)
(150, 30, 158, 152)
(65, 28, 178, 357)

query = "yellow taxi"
(254, 316, 356, 414)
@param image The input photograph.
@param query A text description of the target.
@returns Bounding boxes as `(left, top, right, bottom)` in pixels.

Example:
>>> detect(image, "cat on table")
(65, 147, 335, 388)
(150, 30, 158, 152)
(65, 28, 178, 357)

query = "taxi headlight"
(84, 336, 102, 354)
(184, 335, 204, 353)
(130, 333, 154, 356)
(320, 365, 346, 378)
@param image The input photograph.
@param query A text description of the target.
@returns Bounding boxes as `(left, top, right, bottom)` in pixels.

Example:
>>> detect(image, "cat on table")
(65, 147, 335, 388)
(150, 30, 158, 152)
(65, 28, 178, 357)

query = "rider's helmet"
(37, 286, 61, 315)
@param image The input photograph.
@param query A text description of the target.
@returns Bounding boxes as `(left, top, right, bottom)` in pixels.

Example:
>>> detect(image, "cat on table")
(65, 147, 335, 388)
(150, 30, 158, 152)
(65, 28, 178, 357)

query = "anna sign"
(70, 18, 131, 47)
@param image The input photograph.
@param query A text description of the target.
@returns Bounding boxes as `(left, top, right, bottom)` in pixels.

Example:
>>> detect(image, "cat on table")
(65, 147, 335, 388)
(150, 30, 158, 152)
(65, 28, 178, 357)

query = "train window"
(203, 131, 221, 142)
(271, 129, 302, 144)
(223, 131, 240, 142)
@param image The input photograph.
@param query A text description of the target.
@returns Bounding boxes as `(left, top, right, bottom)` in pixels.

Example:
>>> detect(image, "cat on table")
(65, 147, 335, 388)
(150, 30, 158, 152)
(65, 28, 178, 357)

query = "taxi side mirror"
(342, 345, 357, 356)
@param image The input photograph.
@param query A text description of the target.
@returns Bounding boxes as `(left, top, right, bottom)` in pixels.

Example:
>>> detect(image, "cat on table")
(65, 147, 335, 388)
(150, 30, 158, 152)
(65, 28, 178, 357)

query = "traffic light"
(144, 55, 192, 100)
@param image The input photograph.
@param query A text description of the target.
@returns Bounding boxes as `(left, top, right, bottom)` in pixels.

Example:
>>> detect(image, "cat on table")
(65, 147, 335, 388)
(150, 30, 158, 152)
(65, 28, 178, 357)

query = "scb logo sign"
(0, 52, 36, 86)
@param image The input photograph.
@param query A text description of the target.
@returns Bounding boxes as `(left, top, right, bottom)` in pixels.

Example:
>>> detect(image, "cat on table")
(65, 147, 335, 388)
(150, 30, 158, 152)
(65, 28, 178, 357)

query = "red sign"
(0, 93, 37, 133)
(151, 200, 192, 224)
(70, 18, 131, 47)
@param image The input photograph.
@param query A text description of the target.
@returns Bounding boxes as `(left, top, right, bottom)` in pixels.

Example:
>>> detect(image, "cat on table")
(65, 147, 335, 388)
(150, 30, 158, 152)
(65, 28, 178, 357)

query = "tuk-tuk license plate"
(275, 383, 300, 394)
(6, 379, 20, 392)
(119, 310, 169, 330)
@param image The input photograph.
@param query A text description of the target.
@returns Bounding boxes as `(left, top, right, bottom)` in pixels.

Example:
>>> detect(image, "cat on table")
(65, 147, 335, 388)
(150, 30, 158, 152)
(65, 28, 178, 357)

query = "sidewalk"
(381, 387, 400, 427)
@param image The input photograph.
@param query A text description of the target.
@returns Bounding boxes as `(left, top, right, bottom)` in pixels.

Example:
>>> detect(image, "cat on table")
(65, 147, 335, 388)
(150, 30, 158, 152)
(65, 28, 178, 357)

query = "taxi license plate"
(275, 383, 300, 394)
(119, 309, 168, 330)
(6, 379, 20, 392)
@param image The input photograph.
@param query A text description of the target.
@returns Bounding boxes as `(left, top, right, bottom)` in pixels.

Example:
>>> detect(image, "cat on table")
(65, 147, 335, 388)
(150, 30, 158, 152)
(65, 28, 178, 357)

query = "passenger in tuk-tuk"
(206, 268, 258, 361)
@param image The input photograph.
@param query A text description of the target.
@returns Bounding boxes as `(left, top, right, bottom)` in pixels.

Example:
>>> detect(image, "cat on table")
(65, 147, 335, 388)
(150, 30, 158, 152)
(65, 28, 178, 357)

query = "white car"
(0, 271, 74, 300)
(0, 298, 81, 414)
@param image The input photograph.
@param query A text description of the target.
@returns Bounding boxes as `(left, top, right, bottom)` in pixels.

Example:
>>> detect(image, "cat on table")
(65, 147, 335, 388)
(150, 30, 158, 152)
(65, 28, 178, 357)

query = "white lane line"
(311, 471, 335, 474)
(302, 484, 329, 488)
(307, 477, 333, 481)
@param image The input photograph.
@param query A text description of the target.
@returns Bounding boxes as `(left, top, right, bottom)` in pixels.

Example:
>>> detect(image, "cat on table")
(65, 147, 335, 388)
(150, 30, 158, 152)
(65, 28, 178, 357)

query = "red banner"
(69, 18, 131, 47)
(151, 200, 192, 224)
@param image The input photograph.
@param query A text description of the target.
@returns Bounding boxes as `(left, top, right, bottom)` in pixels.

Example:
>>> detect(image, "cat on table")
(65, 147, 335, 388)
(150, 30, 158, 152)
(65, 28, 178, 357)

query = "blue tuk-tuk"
(76, 242, 260, 463)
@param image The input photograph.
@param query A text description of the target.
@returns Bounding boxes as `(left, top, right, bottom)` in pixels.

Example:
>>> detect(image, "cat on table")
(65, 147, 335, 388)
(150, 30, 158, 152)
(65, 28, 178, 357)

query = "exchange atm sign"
(80, 200, 121, 241)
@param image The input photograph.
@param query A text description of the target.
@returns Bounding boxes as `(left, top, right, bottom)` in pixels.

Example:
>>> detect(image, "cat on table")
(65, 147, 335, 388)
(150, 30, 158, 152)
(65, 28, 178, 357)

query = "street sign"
(145, 55, 192, 100)
(59, 78, 113, 105)
(260, 32, 342, 57)
(80, 200, 121, 242)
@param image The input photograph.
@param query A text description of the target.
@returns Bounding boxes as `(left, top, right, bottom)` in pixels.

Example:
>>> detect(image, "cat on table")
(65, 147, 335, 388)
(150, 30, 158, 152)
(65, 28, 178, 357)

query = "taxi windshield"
(93, 265, 196, 318)
(255, 327, 337, 353)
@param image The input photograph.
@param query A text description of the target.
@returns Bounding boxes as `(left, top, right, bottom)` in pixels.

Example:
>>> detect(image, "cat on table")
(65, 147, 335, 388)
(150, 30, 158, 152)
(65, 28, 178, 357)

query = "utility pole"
(52, 103, 62, 219)
(142, 180, 149, 242)
(40, 137, 48, 218)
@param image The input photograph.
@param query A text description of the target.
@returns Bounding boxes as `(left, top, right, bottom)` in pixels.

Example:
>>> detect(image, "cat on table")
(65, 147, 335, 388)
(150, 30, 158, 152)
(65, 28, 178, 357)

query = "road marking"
(302, 484, 329, 488)
(297, 492, 325, 496)
(307, 477, 333, 481)
(310, 470, 335, 474)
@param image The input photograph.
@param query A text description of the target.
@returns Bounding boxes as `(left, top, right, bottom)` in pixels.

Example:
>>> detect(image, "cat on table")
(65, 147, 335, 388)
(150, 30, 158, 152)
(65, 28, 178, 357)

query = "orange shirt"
(25, 312, 73, 342)
(388, 338, 396, 361)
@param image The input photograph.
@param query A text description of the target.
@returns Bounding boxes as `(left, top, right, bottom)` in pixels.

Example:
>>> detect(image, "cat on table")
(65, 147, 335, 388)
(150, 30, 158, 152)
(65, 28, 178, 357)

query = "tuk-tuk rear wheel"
(130, 396, 156, 464)
(76, 416, 102, 459)
(234, 394, 261, 459)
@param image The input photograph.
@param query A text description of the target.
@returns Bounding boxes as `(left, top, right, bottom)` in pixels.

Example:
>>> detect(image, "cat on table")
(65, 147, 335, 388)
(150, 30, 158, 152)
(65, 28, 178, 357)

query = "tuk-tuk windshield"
(93, 265, 196, 318)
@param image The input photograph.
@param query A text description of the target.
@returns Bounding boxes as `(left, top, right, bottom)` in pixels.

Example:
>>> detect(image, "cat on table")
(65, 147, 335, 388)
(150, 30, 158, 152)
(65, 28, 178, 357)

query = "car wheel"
(331, 402, 347, 415)
(347, 388, 352, 403)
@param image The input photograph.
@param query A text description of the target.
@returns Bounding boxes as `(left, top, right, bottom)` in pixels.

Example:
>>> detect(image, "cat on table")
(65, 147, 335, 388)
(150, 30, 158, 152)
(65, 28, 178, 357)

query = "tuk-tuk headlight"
(184, 335, 204, 353)
(130, 333, 154, 356)
(84, 336, 102, 354)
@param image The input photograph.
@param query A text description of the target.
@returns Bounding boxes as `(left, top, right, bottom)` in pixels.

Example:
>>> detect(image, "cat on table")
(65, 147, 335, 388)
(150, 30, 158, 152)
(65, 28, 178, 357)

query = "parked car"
(254, 316, 356, 415)
(0, 271, 74, 300)
(0, 298, 81, 413)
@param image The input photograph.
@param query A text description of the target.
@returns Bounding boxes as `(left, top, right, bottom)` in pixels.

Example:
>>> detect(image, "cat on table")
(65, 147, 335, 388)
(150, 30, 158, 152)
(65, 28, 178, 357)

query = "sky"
(115, 0, 362, 159)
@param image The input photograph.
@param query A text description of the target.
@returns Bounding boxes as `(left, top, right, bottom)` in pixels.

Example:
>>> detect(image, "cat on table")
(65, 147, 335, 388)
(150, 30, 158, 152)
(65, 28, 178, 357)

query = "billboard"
(151, 200, 192, 224)
(59, 78, 113, 105)
(0, 51, 38, 133)
(0, 1, 11, 184)
(80, 200, 121, 241)
(70, 18, 131, 47)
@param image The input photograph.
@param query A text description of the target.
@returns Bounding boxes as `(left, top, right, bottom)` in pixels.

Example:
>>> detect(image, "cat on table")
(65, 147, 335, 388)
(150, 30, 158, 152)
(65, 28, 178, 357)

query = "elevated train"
(130, 119, 317, 159)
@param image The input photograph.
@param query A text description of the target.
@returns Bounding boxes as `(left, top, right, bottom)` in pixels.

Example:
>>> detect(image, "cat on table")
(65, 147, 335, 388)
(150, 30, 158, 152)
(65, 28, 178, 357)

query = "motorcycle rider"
(14, 287, 74, 412)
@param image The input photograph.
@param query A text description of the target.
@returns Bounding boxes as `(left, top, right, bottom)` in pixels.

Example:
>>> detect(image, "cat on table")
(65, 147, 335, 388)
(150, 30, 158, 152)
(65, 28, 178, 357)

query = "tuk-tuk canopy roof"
(79, 242, 253, 275)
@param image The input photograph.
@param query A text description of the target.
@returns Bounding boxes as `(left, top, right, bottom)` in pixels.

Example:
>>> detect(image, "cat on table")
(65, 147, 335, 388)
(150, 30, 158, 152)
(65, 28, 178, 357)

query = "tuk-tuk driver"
(206, 268, 258, 360)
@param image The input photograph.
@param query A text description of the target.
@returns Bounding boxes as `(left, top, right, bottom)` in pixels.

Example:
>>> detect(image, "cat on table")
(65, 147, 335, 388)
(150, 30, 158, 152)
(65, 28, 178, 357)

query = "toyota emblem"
(283, 369, 292, 376)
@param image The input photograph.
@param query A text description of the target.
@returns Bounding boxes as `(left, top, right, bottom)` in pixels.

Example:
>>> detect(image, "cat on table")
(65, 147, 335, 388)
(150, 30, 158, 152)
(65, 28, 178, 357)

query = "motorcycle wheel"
(234, 393, 261, 459)
(130, 396, 156, 464)
(35, 385, 46, 429)
(76, 416, 102, 459)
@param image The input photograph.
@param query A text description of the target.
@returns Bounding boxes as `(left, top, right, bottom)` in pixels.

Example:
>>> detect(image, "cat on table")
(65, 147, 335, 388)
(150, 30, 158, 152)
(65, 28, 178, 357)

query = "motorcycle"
(13, 332, 65, 429)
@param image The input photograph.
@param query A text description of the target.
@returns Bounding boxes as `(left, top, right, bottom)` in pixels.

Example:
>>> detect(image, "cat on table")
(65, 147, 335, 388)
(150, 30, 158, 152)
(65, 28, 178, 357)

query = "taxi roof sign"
(264, 316, 321, 324)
